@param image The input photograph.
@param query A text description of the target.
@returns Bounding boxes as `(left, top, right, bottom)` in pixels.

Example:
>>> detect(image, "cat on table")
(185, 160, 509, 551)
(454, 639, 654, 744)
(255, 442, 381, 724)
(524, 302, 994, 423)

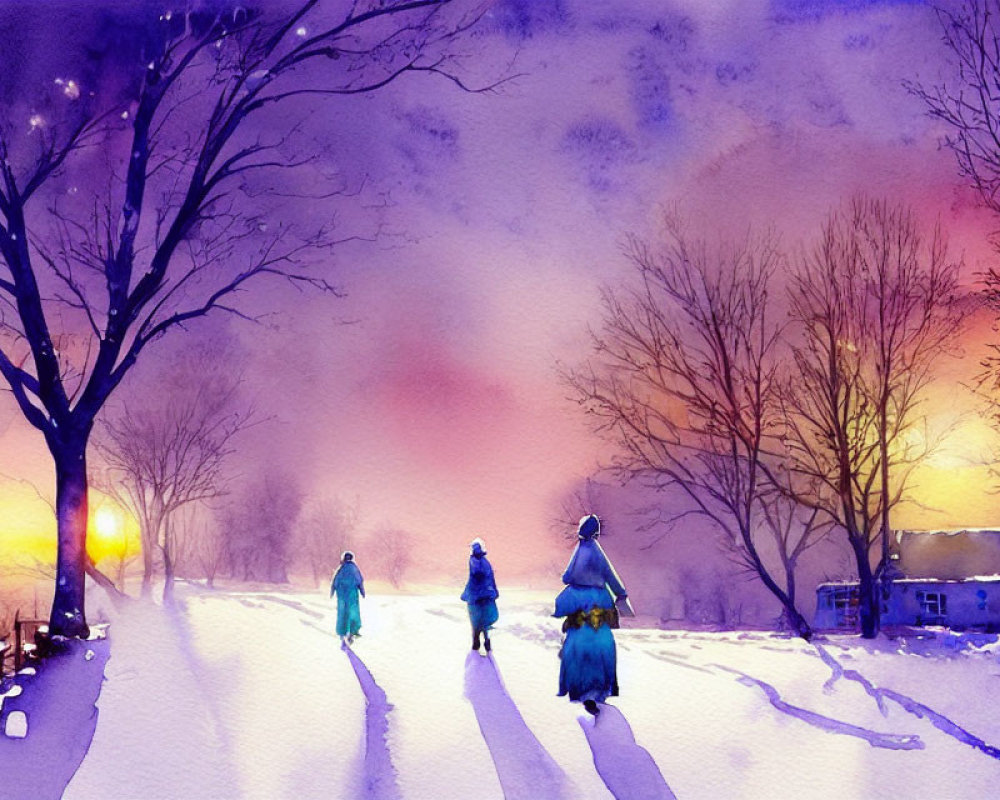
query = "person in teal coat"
(331, 551, 365, 644)
(554, 515, 631, 716)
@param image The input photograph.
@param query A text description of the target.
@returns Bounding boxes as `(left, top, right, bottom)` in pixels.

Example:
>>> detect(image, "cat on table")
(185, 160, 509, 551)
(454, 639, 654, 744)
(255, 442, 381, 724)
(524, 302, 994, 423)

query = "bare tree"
(907, 1, 1000, 217)
(909, 2, 1000, 460)
(176, 511, 227, 590)
(94, 335, 253, 603)
(675, 566, 749, 628)
(566, 220, 820, 639)
(756, 490, 829, 631)
(0, 557, 56, 584)
(219, 469, 303, 584)
(367, 526, 413, 588)
(781, 196, 961, 638)
(550, 477, 604, 542)
(0, 1, 495, 636)
(293, 498, 360, 587)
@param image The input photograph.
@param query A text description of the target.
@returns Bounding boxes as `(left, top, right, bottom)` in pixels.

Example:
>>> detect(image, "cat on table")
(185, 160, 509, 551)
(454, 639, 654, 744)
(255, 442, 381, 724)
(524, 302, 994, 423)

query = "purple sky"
(3, 0, 998, 576)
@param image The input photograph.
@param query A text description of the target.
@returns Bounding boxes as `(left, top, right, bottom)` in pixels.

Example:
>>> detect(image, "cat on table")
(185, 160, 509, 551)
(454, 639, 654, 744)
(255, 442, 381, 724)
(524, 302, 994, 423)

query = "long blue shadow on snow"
(0, 636, 110, 800)
(814, 644, 1000, 760)
(170, 600, 242, 759)
(579, 705, 676, 800)
(464, 652, 572, 800)
(343, 645, 402, 800)
(712, 663, 924, 751)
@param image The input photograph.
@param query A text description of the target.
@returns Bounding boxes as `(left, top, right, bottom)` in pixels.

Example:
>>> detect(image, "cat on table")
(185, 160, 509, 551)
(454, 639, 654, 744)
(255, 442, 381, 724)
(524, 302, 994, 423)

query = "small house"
(815, 575, 1000, 631)
(814, 529, 1000, 631)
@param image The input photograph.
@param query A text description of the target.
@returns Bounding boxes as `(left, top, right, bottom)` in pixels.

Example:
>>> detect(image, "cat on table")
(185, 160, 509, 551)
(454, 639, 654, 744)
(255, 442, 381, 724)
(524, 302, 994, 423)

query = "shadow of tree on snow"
(713, 645, 1000, 762)
(813, 644, 1000, 760)
(713, 663, 923, 751)
(0, 637, 109, 800)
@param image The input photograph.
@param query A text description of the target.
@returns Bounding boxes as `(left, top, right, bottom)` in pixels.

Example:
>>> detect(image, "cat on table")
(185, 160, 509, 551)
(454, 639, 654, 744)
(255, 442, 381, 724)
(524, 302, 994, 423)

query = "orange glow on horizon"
(898, 462, 1000, 531)
(0, 484, 141, 567)
(87, 496, 142, 564)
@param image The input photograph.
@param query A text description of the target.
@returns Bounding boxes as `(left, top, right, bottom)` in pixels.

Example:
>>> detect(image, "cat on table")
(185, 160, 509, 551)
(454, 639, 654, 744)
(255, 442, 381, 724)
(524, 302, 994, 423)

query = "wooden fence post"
(13, 609, 21, 672)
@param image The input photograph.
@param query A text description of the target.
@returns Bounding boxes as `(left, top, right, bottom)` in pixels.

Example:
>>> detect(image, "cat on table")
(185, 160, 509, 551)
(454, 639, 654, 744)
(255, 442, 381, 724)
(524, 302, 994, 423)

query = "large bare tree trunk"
(849, 527, 880, 638)
(756, 559, 812, 639)
(140, 535, 154, 599)
(50, 433, 90, 638)
(162, 518, 177, 606)
(781, 567, 810, 638)
(145, 510, 165, 601)
(162, 551, 175, 606)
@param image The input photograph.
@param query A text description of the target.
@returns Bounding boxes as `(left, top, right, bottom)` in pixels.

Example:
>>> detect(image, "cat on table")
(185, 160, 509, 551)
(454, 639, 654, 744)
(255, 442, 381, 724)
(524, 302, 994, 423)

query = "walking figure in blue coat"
(461, 538, 499, 653)
(554, 515, 631, 717)
(331, 551, 365, 645)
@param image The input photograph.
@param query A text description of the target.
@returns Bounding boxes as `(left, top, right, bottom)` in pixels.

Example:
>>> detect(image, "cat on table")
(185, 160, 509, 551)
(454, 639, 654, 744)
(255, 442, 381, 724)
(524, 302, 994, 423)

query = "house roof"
(895, 528, 1000, 536)
(817, 575, 1000, 589)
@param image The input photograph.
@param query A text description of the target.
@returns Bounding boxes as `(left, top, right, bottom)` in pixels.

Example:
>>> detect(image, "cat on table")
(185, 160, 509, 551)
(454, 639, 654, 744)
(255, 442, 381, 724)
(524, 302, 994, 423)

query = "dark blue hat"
(470, 537, 486, 555)
(577, 515, 600, 539)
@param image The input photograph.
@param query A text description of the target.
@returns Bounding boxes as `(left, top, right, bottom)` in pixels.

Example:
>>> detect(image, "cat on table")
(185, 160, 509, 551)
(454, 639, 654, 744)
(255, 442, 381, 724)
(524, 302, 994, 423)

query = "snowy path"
(179, 593, 365, 799)
(48, 587, 1000, 799)
(64, 604, 239, 799)
(326, 593, 591, 799)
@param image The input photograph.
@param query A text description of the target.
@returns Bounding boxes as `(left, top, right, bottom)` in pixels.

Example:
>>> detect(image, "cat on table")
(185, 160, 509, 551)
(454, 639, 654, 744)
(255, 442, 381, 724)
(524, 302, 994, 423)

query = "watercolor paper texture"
(1, 1, 999, 798)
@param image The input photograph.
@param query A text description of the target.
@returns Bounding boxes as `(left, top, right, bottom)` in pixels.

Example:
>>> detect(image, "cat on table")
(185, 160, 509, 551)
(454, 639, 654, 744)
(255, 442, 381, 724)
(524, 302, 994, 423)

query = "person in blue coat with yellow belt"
(331, 551, 365, 645)
(554, 515, 631, 716)
(461, 538, 499, 652)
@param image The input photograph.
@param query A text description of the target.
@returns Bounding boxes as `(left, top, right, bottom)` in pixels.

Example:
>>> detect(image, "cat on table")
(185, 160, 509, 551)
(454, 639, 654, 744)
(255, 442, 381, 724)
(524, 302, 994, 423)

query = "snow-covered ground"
(5, 585, 1000, 799)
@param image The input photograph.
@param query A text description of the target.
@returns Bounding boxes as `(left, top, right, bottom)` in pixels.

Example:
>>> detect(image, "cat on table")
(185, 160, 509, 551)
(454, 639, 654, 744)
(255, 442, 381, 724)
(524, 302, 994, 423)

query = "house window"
(832, 588, 856, 612)
(917, 591, 947, 618)
(825, 586, 859, 625)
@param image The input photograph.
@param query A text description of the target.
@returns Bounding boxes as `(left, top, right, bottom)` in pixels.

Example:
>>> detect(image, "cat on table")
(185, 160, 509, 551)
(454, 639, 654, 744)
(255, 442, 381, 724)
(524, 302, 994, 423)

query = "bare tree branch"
(565, 217, 816, 639)
(0, 0, 496, 636)
(780, 194, 963, 638)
